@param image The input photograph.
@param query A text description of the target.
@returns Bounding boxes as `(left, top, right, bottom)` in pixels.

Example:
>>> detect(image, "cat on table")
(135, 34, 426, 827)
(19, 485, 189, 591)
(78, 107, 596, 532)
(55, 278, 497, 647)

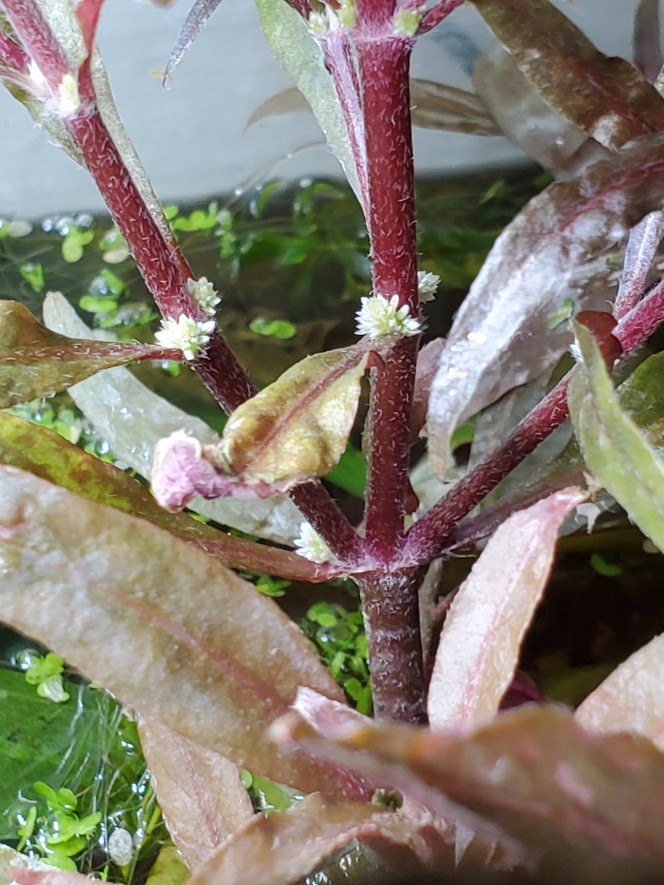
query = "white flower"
(155, 315, 215, 360)
(393, 7, 424, 37)
(294, 522, 332, 564)
(28, 61, 47, 90)
(308, 9, 328, 36)
(355, 293, 421, 340)
(337, 0, 356, 27)
(187, 276, 220, 316)
(57, 73, 80, 116)
(417, 270, 440, 302)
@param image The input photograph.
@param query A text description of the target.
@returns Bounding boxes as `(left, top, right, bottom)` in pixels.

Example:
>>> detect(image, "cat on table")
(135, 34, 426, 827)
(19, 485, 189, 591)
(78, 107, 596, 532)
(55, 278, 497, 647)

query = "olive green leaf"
(0, 300, 172, 407)
(568, 321, 664, 553)
(215, 346, 368, 489)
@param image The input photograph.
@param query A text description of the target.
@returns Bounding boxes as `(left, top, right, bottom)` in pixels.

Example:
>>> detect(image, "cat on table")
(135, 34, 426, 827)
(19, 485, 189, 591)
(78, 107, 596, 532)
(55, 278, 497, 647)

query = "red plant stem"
(615, 273, 664, 350)
(356, 568, 426, 723)
(66, 108, 256, 413)
(403, 378, 571, 565)
(419, 0, 466, 34)
(358, 38, 419, 561)
(404, 283, 664, 566)
(1, 0, 70, 88)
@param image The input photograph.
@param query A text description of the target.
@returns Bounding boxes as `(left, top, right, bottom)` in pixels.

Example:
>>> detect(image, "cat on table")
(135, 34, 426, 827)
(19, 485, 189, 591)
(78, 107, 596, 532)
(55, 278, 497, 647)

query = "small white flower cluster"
(294, 521, 333, 564)
(309, 0, 355, 33)
(58, 73, 80, 115)
(417, 270, 440, 302)
(187, 276, 220, 316)
(393, 7, 425, 37)
(27, 63, 80, 117)
(355, 293, 421, 340)
(155, 314, 215, 361)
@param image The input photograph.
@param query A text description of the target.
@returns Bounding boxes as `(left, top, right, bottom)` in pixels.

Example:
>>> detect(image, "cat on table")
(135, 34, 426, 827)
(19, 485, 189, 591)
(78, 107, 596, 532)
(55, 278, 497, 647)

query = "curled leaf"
(427, 487, 587, 731)
(568, 321, 664, 553)
(0, 300, 171, 407)
(426, 133, 664, 478)
(215, 346, 368, 488)
(43, 293, 303, 544)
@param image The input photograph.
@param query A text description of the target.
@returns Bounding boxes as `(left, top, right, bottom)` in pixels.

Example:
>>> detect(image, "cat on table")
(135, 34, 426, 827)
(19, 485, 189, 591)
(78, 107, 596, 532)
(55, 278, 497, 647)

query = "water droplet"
(41, 216, 55, 232)
(299, 176, 313, 188)
(233, 186, 244, 197)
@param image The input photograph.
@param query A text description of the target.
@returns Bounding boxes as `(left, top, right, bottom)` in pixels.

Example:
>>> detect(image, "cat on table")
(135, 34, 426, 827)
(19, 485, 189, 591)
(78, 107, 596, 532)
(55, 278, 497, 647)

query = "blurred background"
(0, 0, 650, 218)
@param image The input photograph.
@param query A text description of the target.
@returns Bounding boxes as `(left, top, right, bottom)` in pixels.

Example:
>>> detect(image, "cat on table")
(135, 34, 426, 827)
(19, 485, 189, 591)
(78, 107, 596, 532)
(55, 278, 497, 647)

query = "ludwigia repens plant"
(5, 0, 664, 882)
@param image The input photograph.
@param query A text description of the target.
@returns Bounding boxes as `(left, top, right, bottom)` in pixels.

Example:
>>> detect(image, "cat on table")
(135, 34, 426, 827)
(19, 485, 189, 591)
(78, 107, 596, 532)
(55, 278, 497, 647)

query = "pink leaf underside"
(427, 487, 588, 731)
(137, 716, 254, 871)
(11, 871, 93, 885)
(272, 704, 664, 883)
(426, 132, 664, 478)
(188, 793, 454, 885)
(0, 465, 371, 798)
(576, 632, 664, 750)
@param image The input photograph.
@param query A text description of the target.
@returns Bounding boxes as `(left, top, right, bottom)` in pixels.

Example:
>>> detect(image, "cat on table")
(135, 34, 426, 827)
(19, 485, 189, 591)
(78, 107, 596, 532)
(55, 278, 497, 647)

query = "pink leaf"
(427, 487, 587, 730)
(138, 716, 254, 870)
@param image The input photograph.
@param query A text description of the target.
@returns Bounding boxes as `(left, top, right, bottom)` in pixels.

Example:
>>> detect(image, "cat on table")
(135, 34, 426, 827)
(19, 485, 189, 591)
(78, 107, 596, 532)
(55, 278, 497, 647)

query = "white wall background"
(0, 0, 652, 218)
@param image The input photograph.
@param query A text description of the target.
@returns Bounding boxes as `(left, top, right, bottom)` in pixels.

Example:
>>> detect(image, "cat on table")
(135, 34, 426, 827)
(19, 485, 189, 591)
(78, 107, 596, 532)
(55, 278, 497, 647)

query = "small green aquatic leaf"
(569, 322, 664, 553)
(216, 346, 368, 488)
(249, 317, 297, 340)
(0, 301, 176, 407)
(19, 263, 44, 294)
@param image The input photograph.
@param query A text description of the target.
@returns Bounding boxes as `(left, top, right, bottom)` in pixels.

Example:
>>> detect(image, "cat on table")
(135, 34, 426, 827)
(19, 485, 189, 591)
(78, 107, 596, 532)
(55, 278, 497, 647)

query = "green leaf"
(616, 351, 664, 456)
(471, 0, 664, 150)
(568, 322, 664, 553)
(145, 846, 190, 885)
(0, 466, 363, 797)
(216, 346, 368, 488)
(0, 301, 172, 408)
(19, 263, 45, 294)
(253, 0, 361, 203)
(0, 670, 115, 842)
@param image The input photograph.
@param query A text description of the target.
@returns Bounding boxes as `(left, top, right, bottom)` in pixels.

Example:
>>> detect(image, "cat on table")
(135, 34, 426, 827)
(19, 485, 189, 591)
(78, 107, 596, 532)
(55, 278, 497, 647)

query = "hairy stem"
(358, 38, 419, 560)
(356, 568, 426, 723)
(403, 378, 571, 565)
